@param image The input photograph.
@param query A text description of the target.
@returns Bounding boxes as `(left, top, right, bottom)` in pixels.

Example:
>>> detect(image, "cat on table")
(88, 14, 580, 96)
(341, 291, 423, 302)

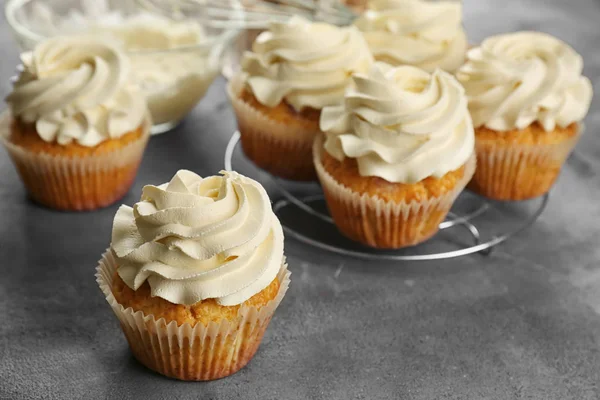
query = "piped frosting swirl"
(241, 16, 373, 111)
(321, 62, 474, 183)
(456, 31, 593, 131)
(6, 35, 147, 147)
(111, 170, 284, 306)
(353, 0, 467, 72)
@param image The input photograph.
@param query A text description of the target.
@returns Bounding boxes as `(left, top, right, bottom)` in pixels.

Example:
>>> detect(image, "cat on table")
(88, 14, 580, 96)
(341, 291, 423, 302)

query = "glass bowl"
(5, 0, 238, 134)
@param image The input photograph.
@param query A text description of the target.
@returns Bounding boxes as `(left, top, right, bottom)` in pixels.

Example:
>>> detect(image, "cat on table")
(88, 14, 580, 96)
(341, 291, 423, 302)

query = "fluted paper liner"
(96, 250, 291, 381)
(313, 135, 476, 249)
(0, 111, 151, 211)
(227, 74, 320, 181)
(469, 127, 581, 201)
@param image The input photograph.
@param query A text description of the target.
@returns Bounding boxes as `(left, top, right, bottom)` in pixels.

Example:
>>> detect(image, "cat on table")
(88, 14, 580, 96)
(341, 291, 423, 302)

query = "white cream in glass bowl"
(5, 0, 237, 134)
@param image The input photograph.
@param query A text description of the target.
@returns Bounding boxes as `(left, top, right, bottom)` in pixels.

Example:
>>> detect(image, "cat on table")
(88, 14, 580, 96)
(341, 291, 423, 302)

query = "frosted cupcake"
(457, 32, 593, 200)
(96, 170, 290, 381)
(353, 0, 468, 72)
(228, 16, 373, 181)
(2, 35, 150, 211)
(315, 63, 475, 249)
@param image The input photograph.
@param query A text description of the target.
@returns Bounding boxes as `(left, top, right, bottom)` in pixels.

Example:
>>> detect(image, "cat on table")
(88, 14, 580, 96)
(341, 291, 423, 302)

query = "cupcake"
(2, 35, 150, 211)
(96, 170, 290, 381)
(315, 63, 475, 249)
(457, 32, 593, 200)
(353, 0, 467, 72)
(228, 16, 373, 181)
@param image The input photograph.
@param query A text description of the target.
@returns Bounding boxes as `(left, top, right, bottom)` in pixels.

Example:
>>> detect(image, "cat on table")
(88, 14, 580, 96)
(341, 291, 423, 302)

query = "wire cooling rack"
(224, 131, 548, 261)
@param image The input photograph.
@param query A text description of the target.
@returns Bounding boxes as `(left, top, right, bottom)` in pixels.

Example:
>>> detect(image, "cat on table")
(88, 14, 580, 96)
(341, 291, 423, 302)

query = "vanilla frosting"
(90, 15, 216, 125)
(6, 36, 146, 147)
(111, 170, 285, 306)
(321, 63, 474, 183)
(21, 3, 216, 127)
(24, 2, 205, 50)
(457, 32, 593, 132)
(241, 16, 374, 111)
(90, 14, 204, 51)
(354, 0, 467, 73)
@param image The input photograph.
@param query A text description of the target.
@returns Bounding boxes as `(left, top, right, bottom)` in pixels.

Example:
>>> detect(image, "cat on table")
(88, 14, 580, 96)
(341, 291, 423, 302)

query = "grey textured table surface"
(2, 1, 600, 399)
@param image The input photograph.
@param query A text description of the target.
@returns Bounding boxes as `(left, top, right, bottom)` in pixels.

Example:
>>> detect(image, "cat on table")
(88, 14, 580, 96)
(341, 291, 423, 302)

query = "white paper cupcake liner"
(470, 126, 581, 200)
(227, 75, 320, 181)
(0, 111, 151, 211)
(313, 134, 477, 249)
(96, 250, 291, 381)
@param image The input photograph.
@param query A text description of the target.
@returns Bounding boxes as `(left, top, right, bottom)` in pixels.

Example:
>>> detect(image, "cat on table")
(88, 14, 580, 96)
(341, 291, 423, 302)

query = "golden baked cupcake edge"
(314, 62, 476, 249)
(457, 31, 593, 201)
(227, 16, 374, 181)
(2, 35, 151, 211)
(96, 170, 290, 381)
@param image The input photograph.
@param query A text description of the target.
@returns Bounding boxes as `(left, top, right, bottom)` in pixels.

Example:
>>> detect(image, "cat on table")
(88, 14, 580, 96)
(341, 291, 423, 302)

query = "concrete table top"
(1, 0, 600, 399)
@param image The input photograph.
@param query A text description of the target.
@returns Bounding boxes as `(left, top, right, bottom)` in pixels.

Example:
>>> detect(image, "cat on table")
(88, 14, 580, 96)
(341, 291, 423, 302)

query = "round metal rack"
(225, 131, 549, 261)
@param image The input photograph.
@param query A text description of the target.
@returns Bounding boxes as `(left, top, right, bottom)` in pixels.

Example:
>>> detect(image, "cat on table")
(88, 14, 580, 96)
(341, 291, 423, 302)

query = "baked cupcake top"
(111, 170, 284, 306)
(241, 16, 373, 112)
(353, 0, 467, 72)
(6, 35, 146, 147)
(456, 31, 593, 132)
(321, 62, 474, 183)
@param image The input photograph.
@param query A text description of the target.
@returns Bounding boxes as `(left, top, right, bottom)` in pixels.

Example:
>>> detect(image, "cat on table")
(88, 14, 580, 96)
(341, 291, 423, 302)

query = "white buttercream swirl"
(354, 0, 467, 72)
(6, 35, 147, 147)
(111, 170, 284, 307)
(321, 62, 474, 183)
(457, 31, 593, 131)
(241, 16, 373, 111)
